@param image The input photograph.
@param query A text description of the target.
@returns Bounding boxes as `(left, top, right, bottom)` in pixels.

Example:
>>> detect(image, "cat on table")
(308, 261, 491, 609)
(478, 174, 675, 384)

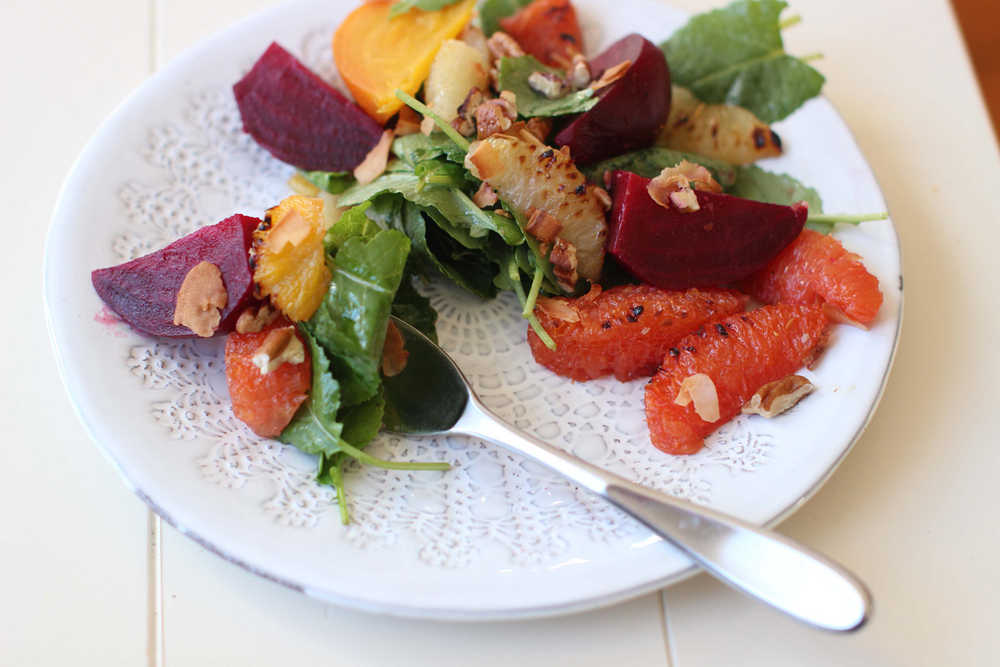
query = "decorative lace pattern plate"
(47, 0, 900, 617)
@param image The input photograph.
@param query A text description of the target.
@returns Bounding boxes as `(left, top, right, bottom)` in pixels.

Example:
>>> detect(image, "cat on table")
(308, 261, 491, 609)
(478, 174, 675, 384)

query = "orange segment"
(333, 0, 477, 124)
(252, 195, 331, 322)
(741, 229, 883, 326)
(644, 304, 829, 455)
(225, 321, 311, 438)
(528, 285, 747, 381)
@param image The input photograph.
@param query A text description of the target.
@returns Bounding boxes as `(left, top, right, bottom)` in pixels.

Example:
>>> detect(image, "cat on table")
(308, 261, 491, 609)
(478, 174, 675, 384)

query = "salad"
(91, 0, 885, 523)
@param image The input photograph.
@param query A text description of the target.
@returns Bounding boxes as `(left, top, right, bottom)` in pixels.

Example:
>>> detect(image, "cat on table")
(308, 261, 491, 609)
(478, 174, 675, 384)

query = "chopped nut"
(549, 237, 579, 292)
(381, 320, 409, 377)
(589, 60, 631, 91)
(742, 375, 815, 418)
(535, 296, 580, 322)
(647, 160, 721, 213)
(267, 209, 312, 252)
(674, 373, 721, 422)
(235, 304, 278, 334)
(568, 53, 591, 89)
(475, 95, 518, 139)
(525, 206, 563, 243)
(487, 31, 525, 61)
(472, 181, 499, 208)
(420, 116, 436, 136)
(251, 325, 305, 375)
(287, 173, 319, 197)
(591, 185, 612, 211)
(353, 129, 394, 185)
(499, 90, 517, 108)
(454, 87, 485, 137)
(524, 117, 553, 142)
(395, 105, 422, 136)
(527, 70, 569, 99)
(172, 261, 228, 338)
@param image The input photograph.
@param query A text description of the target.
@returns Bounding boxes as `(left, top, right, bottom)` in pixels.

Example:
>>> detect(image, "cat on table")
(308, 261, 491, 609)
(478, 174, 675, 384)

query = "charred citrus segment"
(644, 304, 829, 455)
(225, 321, 311, 438)
(527, 284, 747, 381)
(252, 195, 331, 322)
(742, 229, 883, 327)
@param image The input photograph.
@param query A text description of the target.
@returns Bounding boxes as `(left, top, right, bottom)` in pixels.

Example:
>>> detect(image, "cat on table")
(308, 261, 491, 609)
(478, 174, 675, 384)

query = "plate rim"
(43, 0, 903, 621)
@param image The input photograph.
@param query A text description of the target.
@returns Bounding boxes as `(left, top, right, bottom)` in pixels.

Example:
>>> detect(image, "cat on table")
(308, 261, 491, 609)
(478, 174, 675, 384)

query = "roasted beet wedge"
(92, 215, 260, 337)
(554, 34, 671, 165)
(608, 170, 807, 288)
(234, 42, 382, 172)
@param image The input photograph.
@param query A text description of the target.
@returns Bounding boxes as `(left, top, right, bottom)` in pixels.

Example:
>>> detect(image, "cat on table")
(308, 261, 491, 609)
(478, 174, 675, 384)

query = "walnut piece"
(172, 261, 228, 338)
(527, 71, 568, 99)
(475, 94, 518, 139)
(235, 304, 278, 334)
(487, 31, 525, 61)
(472, 181, 499, 208)
(674, 373, 721, 422)
(524, 117, 553, 143)
(741, 375, 815, 418)
(647, 160, 723, 213)
(525, 206, 563, 243)
(549, 237, 579, 292)
(568, 53, 591, 89)
(453, 87, 485, 137)
(251, 325, 305, 375)
(589, 60, 631, 91)
(353, 129, 394, 185)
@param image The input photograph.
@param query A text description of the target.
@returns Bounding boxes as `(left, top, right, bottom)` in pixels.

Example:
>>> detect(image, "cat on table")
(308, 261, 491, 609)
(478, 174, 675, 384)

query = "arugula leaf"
(393, 272, 439, 342)
(302, 170, 354, 194)
(393, 133, 468, 166)
(338, 388, 386, 446)
(389, 0, 462, 18)
(497, 56, 598, 117)
(340, 169, 524, 245)
(325, 200, 381, 250)
(583, 148, 740, 187)
(279, 329, 344, 457)
(308, 228, 411, 406)
(478, 0, 532, 35)
(662, 0, 824, 123)
(728, 164, 823, 211)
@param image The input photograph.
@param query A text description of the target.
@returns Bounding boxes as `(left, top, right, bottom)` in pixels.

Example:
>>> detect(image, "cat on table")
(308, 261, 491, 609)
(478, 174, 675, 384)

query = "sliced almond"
(353, 129, 394, 186)
(535, 296, 580, 322)
(172, 261, 228, 338)
(674, 373, 721, 422)
(251, 325, 305, 375)
(742, 374, 815, 418)
(267, 209, 312, 252)
(396, 105, 422, 136)
(589, 60, 631, 91)
(472, 181, 499, 208)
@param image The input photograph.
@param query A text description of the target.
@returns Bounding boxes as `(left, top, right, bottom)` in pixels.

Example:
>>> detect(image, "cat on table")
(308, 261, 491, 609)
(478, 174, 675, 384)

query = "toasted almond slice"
(535, 296, 580, 322)
(353, 129, 394, 185)
(172, 261, 228, 338)
(674, 373, 721, 422)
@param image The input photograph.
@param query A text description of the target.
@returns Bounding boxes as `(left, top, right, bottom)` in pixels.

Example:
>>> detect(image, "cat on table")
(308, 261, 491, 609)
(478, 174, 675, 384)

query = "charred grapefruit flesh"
(225, 322, 311, 438)
(742, 229, 883, 327)
(644, 304, 829, 455)
(528, 285, 747, 381)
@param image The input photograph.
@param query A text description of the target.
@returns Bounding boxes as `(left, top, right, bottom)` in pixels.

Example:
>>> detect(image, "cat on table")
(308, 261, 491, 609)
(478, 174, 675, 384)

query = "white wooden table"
(6, 0, 999, 663)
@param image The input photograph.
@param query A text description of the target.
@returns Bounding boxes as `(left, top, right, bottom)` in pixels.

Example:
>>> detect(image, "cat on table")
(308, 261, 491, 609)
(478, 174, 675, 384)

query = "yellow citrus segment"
(253, 195, 331, 322)
(333, 0, 477, 124)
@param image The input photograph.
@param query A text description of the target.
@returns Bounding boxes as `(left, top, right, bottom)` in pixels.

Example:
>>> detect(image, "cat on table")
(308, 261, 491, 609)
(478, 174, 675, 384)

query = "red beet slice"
(554, 34, 671, 165)
(91, 215, 260, 337)
(233, 42, 382, 172)
(607, 170, 807, 289)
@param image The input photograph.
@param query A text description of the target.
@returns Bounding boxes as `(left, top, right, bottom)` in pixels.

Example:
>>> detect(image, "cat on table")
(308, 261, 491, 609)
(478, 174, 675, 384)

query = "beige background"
(5, 0, 998, 664)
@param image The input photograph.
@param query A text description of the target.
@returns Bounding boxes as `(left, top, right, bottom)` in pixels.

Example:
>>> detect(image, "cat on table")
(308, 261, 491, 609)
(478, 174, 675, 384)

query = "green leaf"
(583, 148, 740, 187)
(497, 56, 598, 117)
(325, 201, 382, 250)
(279, 329, 344, 457)
(478, 0, 532, 36)
(728, 164, 823, 211)
(307, 229, 411, 405)
(389, 0, 462, 18)
(411, 203, 500, 298)
(392, 272, 439, 342)
(662, 0, 825, 122)
(338, 388, 386, 446)
(392, 132, 468, 166)
(301, 170, 354, 194)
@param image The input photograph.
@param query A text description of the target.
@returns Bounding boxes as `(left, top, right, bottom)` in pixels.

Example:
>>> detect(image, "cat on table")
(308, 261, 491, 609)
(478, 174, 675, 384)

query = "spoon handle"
(455, 396, 871, 632)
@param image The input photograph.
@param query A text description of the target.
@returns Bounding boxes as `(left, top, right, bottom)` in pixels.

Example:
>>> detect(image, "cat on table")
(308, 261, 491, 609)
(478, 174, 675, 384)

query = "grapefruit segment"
(644, 304, 829, 455)
(528, 284, 747, 381)
(741, 229, 883, 326)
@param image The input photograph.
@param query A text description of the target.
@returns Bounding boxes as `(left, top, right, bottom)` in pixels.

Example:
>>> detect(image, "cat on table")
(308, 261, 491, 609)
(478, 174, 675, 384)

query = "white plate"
(44, 0, 901, 620)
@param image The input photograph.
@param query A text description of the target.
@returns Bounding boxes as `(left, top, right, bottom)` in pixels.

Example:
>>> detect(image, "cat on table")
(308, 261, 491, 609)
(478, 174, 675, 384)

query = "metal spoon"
(383, 317, 872, 631)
